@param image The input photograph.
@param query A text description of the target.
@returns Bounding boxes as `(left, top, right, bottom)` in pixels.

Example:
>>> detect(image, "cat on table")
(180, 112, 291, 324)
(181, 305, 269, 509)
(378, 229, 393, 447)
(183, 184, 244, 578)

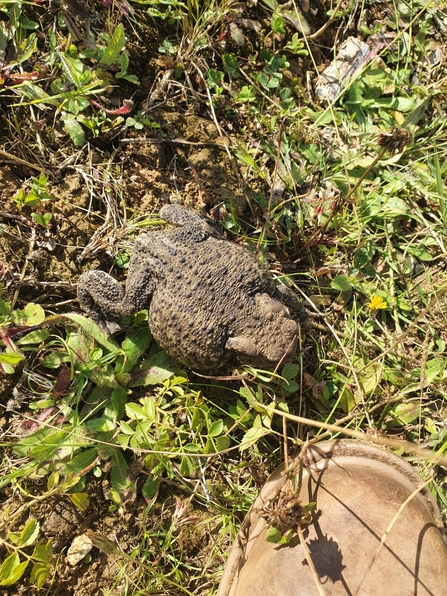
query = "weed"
(0, 517, 52, 589)
(2, 12, 139, 148)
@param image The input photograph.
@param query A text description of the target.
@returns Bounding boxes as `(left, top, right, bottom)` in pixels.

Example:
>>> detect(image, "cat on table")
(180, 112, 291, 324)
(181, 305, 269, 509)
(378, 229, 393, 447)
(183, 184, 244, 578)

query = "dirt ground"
(0, 7, 277, 590)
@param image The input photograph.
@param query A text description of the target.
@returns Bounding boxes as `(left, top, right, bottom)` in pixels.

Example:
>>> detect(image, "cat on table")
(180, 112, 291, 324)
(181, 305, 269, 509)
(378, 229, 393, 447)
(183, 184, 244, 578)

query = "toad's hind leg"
(160, 204, 223, 239)
(77, 270, 126, 320)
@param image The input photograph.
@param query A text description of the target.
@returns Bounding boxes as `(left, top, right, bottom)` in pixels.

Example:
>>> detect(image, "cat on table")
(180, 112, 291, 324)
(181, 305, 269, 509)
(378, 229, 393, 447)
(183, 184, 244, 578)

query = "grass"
(1, 0, 447, 592)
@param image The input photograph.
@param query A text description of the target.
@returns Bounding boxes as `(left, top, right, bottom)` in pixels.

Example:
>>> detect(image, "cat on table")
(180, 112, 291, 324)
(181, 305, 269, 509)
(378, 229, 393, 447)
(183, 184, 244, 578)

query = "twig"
(307, 0, 347, 41)
(297, 525, 326, 596)
(253, 402, 447, 468)
(0, 149, 45, 172)
(119, 137, 230, 148)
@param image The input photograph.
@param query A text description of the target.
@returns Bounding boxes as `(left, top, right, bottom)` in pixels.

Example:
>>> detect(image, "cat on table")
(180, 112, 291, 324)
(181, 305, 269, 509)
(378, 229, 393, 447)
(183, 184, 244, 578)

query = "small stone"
(66, 534, 93, 566)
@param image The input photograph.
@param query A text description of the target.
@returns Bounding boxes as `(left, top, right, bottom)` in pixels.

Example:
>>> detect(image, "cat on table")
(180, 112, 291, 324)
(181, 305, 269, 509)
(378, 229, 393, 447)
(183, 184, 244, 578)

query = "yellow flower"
(368, 295, 388, 311)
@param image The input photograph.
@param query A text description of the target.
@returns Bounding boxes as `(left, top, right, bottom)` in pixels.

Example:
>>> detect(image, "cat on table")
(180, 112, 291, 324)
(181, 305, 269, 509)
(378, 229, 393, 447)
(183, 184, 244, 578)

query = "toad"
(77, 204, 305, 370)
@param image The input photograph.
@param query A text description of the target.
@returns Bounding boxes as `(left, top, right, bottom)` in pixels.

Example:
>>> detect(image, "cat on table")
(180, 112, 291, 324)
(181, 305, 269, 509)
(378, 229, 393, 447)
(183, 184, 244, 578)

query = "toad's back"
(147, 230, 278, 369)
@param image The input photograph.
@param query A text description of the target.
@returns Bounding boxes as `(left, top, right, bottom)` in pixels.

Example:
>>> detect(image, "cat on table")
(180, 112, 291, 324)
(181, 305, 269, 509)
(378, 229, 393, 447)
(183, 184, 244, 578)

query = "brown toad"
(77, 204, 305, 370)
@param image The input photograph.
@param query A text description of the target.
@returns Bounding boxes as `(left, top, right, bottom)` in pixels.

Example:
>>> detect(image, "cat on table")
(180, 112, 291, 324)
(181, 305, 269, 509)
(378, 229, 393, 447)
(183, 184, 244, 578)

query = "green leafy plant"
(0, 1, 39, 86)
(13, 173, 56, 210)
(7, 20, 139, 146)
(0, 295, 46, 373)
(0, 518, 52, 589)
(11, 314, 233, 507)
